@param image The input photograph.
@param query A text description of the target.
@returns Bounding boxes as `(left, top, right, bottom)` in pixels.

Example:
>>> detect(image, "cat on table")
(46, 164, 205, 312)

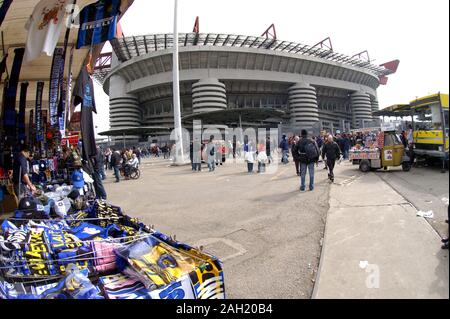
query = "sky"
(93, 0, 450, 135)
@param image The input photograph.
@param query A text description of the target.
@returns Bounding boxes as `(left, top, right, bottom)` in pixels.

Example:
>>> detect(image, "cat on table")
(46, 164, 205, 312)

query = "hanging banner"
(0, 0, 13, 27)
(29, 109, 35, 147)
(76, 0, 121, 49)
(0, 78, 7, 128)
(59, 81, 66, 139)
(3, 48, 25, 145)
(18, 82, 29, 146)
(67, 46, 75, 121)
(35, 82, 44, 142)
(49, 47, 64, 127)
(0, 54, 7, 81)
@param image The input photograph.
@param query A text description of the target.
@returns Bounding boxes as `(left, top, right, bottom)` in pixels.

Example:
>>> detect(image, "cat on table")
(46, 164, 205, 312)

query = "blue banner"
(49, 48, 64, 127)
(35, 82, 44, 142)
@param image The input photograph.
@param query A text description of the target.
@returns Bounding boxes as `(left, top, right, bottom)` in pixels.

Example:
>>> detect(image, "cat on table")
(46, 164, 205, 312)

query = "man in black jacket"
(322, 135, 342, 183)
(298, 130, 320, 192)
(292, 136, 301, 176)
(90, 147, 107, 200)
(110, 149, 122, 183)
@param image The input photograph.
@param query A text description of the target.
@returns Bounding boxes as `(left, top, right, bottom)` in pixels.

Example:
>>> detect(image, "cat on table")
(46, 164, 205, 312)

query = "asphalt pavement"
(104, 156, 331, 299)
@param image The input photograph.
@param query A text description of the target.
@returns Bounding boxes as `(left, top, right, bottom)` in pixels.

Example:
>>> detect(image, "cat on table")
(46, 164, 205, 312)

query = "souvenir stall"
(1, 0, 226, 299)
(0, 198, 225, 299)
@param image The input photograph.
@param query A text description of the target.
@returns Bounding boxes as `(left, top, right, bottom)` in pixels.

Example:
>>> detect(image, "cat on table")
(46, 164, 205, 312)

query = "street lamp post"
(172, 0, 185, 164)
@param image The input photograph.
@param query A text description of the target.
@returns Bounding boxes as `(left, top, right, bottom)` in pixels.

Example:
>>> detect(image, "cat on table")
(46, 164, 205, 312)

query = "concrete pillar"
(371, 97, 380, 119)
(109, 74, 141, 144)
(109, 74, 141, 129)
(192, 78, 227, 114)
(351, 91, 372, 129)
(288, 83, 319, 129)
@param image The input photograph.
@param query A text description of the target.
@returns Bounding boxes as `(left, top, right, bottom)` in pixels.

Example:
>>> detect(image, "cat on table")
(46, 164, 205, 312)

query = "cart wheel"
(359, 160, 371, 173)
(402, 161, 411, 172)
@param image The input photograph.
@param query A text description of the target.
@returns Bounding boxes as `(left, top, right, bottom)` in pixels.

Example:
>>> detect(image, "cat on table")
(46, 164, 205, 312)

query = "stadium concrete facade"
(100, 33, 396, 140)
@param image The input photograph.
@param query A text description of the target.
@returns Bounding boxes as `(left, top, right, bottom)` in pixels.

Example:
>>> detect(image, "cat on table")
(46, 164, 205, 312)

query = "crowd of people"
(186, 130, 376, 192)
(189, 137, 276, 173)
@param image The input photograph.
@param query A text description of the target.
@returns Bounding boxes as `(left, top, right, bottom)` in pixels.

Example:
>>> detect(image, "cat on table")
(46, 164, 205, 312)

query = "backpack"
(210, 146, 215, 156)
(305, 140, 319, 162)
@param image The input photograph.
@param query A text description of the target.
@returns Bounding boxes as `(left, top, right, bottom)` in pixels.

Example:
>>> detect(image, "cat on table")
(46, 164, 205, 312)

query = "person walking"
(134, 147, 141, 165)
(111, 149, 122, 183)
(91, 147, 107, 200)
(206, 137, 216, 172)
(216, 142, 222, 167)
(257, 143, 267, 173)
(94, 147, 106, 181)
(245, 141, 255, 173)
(190, 142, 195, 171)
(104, 148, 111, 171)
(342, 134, 351, 160)
(266, 137, 273, 164)
(322, 135, 342, 183)
(279, 135, 289, 164)
(193, 141, 202, 172)
(227, 140, 234, 159)
(441, 206, 449, 250)
(292, 136, 301, 176)
(298, 130, 320, 192)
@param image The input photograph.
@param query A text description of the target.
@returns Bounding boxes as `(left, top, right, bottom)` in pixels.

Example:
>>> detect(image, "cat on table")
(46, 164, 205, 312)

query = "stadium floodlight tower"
(172, 0, 186, 165)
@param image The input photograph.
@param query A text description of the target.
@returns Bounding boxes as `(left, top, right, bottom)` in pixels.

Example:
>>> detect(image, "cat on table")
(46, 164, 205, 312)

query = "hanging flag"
(0, 54, 8, 120)
(0, 0, 13, 27)
(18, 82, 29, 146)
(3, 48, 24, 146)
(58, 0, 76, 118)
(58, 79, 67, 138)
(74, 66, 97, 159)
(193, 16, 199, 33)
(49, 47, 64, 127)
(66, 45, 74, 121)
(0, 54, 7, 80)
(116, 20, 124, 38)
(35, 82, 45, 143)
(29, 109, 35, 147)
(24, 0, 70, 63)
(76, 0, 121, 49)
(43, 110, 49, 150)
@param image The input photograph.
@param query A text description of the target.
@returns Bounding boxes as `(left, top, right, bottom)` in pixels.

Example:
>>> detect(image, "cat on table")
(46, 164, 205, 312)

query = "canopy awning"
(409, 93, 449, 109)
(98, 126, 171, 137)
(0, 0, 134, 112)
(182, 108, 287, 125)
(374, 93, 449, 117)
(373, 104, 412, 117)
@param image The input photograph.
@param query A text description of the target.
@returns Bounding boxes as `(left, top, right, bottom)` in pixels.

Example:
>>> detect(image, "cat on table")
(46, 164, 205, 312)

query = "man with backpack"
(322, 135, 342, 183)
(298, 130, 320, 192)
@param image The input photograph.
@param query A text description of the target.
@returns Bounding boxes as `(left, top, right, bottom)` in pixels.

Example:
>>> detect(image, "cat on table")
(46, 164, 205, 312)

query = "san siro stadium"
(98, 32, 398, 142)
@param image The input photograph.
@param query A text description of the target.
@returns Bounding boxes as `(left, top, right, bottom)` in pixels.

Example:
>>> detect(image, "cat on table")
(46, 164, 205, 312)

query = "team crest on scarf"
(38, 0, 66, 30)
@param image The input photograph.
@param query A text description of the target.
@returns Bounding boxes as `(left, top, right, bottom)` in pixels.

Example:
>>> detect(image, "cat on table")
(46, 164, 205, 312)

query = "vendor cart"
(350, 130, 411, 172)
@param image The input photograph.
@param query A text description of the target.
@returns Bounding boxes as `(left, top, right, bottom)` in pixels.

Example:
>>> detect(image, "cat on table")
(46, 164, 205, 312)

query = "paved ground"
(376, 166, 449, 237)
(313, 163, 449, 299)
(104, 156, 332, 299)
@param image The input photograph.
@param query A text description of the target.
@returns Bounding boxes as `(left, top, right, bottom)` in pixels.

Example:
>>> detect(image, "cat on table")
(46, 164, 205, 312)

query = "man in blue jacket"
(279, 135, 290, 164)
